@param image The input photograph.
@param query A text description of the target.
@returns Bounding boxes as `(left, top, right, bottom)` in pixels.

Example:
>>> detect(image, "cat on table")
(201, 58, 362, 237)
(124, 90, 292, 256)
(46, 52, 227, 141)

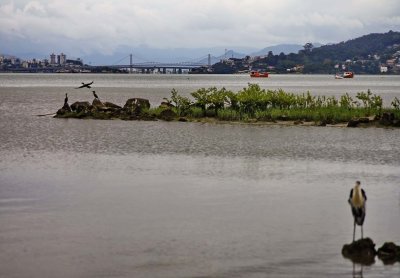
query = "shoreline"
(54, 111, 399, 129)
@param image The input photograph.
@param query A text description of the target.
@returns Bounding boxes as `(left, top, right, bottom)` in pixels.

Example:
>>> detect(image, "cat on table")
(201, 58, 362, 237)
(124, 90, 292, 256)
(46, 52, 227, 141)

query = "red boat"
(343, 71, 354, 78)
(250, 71, 269, 77)
(335, 71, 354, 79)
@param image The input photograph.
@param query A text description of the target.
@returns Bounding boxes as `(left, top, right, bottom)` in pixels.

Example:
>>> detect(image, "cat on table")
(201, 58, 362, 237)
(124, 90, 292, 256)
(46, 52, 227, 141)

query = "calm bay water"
(0, 73, 399, 277)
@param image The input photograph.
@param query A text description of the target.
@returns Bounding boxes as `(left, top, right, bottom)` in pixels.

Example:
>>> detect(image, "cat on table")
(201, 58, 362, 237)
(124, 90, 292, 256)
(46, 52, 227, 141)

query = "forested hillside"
(211, 31, 400, 74)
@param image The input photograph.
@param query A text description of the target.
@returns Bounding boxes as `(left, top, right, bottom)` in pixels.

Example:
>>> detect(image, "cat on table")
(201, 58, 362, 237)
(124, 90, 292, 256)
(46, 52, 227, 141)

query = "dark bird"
(75, 81, 94, 89)
(64, 93, 68, 104)
(92, 90, 99, 100)
(348, 181, 367, 242)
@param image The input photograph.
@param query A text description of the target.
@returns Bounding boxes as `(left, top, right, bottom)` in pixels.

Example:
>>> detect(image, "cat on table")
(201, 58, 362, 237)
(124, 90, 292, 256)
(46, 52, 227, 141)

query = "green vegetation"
(162, 83, 400, 125)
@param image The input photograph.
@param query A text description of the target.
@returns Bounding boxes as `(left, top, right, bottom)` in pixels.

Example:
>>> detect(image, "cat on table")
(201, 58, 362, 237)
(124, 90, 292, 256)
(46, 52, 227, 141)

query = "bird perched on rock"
(348, 181, 367, 242)
(92, 90, 99, 100)
(64, 93, 68, 104)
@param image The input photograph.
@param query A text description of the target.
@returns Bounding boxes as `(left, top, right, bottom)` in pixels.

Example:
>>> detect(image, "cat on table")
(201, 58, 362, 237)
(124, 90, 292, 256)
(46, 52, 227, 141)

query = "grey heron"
(348, 181, 367, 242)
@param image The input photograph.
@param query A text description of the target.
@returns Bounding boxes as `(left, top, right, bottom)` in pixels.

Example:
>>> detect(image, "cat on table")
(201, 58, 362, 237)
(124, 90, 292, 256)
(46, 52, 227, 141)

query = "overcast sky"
(1, 0, 400, 58)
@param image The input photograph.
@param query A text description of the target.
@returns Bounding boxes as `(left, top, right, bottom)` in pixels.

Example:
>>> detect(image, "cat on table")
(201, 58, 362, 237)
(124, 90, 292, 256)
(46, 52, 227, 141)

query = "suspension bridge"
(89, 53, 212, 74)
(3, 53, 214, 73)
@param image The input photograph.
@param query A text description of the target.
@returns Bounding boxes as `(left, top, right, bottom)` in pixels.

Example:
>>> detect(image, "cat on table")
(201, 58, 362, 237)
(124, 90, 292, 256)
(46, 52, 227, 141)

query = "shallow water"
(0, 74, 399, 277)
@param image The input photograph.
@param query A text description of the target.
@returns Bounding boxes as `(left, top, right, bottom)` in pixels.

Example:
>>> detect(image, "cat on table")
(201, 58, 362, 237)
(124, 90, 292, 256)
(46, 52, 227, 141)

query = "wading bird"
(75, 81, 94, 89)
(64, 93, 68, 104)
(348, 181, 367, 242)
(92, 90, 99, 100)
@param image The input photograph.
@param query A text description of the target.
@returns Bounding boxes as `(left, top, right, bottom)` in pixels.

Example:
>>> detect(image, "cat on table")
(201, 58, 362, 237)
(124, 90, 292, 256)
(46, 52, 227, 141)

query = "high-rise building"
(60, 53, 66, 65)
(50, 53, 56, 64)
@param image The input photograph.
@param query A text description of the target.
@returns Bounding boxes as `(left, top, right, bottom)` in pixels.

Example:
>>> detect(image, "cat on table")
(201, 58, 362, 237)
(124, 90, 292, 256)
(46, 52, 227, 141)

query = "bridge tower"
(208, 54, 211, 68)
(129, 54, 133, 74)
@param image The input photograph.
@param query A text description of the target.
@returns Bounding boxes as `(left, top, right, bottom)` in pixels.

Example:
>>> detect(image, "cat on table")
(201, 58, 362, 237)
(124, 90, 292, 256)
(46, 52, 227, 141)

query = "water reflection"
(352, 263, 364, 278)
(342, 255, 370, 278)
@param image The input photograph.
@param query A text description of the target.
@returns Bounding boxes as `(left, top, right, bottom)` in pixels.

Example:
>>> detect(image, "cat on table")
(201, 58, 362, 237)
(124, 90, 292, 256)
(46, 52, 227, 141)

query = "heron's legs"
(361, 225, 363, 239)
(353, 221, 356, 242)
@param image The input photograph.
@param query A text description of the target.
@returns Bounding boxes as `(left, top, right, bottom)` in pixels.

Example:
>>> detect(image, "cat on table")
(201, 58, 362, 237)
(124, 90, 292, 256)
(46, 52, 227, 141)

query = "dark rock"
(178, 117, 188, 122)
(392, 119, 400, 127)
(380, 112, 395, 126)
(377, 242, 400, 264)
(317, 120, 327, 126)
(347, 119, 360, 127)
(70, 101, 91, 113)
(342, 238, 376, 265)
(159, 109, 177, 121)
(56, 102, 72, 115)
(358, 117, 370, 123)
(123, 98, 150, 115)
(293, 120, 303, 125)
(103, 102, 122, 110)
(92, 98, 107, 111)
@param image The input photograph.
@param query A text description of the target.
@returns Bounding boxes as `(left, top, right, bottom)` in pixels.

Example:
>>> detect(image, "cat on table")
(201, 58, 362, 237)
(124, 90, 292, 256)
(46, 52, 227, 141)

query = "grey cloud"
(0, 0, 399, 58)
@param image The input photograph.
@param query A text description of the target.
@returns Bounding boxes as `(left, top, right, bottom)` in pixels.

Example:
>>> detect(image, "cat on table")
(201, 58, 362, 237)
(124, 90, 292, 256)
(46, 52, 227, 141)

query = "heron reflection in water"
(352, 262, 363, 278)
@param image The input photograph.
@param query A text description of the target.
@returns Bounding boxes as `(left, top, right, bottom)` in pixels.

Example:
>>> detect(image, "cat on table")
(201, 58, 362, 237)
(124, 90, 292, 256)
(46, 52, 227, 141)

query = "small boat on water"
(335, 71, 354, 79)
(250, 71, 269, 78)
(343, 71, 354, 78)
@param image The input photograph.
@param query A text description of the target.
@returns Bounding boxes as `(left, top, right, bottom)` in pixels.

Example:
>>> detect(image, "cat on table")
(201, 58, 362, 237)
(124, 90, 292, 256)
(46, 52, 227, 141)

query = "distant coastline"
(3, 31, 400, 75)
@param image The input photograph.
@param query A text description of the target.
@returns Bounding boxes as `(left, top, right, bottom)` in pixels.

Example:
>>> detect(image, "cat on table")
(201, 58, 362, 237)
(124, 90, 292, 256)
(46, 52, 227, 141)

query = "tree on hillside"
(303, 43, 314, 54)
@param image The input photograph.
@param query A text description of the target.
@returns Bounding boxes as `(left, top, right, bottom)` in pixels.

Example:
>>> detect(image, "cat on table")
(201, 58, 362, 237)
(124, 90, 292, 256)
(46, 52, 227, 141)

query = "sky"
(1, 0, 400, 61)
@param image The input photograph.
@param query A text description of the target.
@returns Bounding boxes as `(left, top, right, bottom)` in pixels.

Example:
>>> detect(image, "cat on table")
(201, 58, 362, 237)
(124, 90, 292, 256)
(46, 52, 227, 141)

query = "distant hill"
(197, 50, 247, 65)
(198, 46, 316, 65)
(250, 43, 322, 56)
(207, 31, 400, 74)
(309, 30, 400, 62)
(244, 30, 400, 74)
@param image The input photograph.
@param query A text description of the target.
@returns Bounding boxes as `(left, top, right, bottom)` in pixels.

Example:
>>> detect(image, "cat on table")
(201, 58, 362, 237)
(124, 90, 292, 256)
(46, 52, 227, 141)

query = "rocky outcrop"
(70, 101, 91, 113)
(378, 112, 400, 127)
(379, 112, 395, 126)
(159, 108, 177, 121)
(342, 239, 400, 266)
(342, 238, 376, 265)
(92, 98, 107, 111)
(377, 242, 400, 264)
(55, 97, 153, 120)
(123, 98, 150, 115)
(347, 117, 371, 127)
(56, 103, 72, 115)
(346, 115, 400, 128)
(103, 102, 122, 110)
